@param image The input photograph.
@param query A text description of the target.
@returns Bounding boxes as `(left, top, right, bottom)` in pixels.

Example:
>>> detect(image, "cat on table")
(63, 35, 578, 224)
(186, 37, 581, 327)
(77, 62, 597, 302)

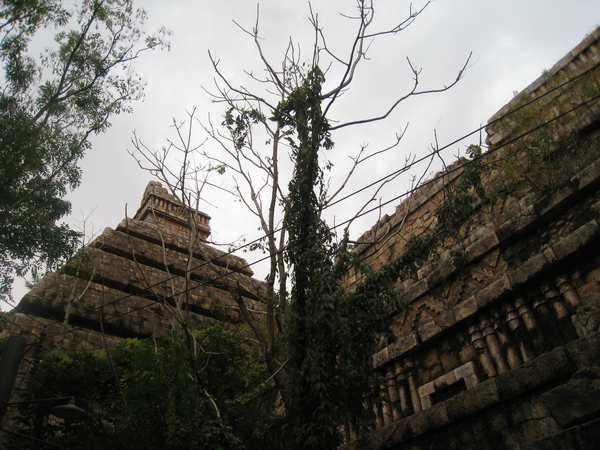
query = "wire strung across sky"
(22, 62, 600, 345)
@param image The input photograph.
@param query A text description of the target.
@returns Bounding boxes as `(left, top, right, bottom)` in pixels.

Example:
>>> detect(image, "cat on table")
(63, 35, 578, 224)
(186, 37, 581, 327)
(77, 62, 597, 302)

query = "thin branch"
(331, 53, 472, 130)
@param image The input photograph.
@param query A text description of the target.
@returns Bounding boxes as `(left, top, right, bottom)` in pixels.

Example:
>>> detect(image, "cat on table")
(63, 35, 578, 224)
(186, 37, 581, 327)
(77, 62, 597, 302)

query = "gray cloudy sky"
(9, 0, 600, 305)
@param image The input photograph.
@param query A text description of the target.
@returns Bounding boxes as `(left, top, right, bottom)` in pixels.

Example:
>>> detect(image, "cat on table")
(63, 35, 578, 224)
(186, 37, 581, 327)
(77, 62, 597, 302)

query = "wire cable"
(37, 90, 600, 344)
(17, 63, 600, 343)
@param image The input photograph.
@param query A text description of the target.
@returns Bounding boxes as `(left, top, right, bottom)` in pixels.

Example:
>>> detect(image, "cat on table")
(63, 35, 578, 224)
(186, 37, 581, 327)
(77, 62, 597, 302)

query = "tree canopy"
(0, 0, 168, 302)
(4, 325, 280, 449)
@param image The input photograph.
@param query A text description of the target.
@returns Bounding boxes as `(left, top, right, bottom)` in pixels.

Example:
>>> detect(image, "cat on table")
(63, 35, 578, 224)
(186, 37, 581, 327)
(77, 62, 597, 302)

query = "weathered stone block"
(454, 296, 478, 322)
(475, 276, 511, 309)
(530, 397, 551, 420)
(520, 416, 560, 444)
(406, 279, 429, 302)
(439, 349, 460, 373)
(422, 348, 440, 369)
(528, 417, 600, 450)
(386, 419, 414, 447)
(495, 205, 538, 243)
(406, 402, 450, 437)
(417, 264, 433, 281)
(418, 381, 435, 398)
(426, 257, 460, 287)
(454, 361, 477, 380)
(536, 183, 576, 219)
(564, 336, 600, 378)
(495, 348, 572, 401)
(391, 332, 419, 359)
(507, 249, 556, 288)
(571, 158, 600, 192)
(465, 231, 500, 263)
(571, 293, 600, 339)
(551, 220, 600, 260)
(444, 378, 500, 422)
(433, 370, 457, 391)
(373, 347, 390, 368)
(512, 400, 533, 424)
(419, 319, 442, 342)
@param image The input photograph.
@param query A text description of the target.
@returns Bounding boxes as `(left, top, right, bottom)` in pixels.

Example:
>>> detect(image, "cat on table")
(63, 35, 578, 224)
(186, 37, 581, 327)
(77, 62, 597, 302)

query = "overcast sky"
(8, 0, 600, 306)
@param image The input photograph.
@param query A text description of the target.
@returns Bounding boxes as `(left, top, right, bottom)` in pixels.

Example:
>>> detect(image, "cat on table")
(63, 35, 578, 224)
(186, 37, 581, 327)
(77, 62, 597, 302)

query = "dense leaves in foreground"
(5, 325, 282, 449)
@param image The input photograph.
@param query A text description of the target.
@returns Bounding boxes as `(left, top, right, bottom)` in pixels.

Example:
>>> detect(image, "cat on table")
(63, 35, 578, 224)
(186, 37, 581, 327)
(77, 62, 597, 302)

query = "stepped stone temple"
(2, 27, 600, 450)
(5, 181, 266, 353)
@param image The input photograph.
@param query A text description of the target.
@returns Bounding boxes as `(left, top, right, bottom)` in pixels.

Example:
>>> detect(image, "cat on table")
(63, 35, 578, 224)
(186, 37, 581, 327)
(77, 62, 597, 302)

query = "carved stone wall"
(343, 28, 600, 449)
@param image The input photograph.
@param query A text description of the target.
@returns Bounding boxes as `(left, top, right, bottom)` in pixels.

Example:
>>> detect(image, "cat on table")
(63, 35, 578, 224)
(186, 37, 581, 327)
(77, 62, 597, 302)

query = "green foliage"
(223, 107, 266, 150)
(0, 0, 169, 301)
(491, 68, 600, 199)
(435, 145, 486, 233)
(5, 325, 277, 449)
(281, 67, 397, 449)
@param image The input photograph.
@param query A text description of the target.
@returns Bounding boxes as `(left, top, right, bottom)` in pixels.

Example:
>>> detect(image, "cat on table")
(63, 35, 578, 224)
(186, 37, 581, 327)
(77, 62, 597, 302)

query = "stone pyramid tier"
(11, 181, 267, 353)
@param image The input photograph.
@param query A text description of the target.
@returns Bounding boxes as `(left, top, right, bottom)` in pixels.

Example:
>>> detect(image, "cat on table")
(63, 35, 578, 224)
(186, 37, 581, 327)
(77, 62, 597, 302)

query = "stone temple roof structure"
(133, 181, 212, 240)
(7, 181, 266, 352)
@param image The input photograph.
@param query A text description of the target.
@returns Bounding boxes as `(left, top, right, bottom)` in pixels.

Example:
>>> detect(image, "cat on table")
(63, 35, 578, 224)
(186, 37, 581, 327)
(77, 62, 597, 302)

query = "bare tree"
(203, 0, 467, 377)
(132, 1, 470, 446)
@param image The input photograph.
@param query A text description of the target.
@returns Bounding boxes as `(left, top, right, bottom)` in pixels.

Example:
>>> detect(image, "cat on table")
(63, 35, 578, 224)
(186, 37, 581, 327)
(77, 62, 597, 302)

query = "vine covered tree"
(132, 1, 469, 447)
(0, 0, 169, 302)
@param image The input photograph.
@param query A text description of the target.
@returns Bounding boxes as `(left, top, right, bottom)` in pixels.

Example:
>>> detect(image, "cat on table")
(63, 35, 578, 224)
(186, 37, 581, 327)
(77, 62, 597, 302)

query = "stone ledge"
(114, 218, 254, 276)
(363, 344, 578, 450)
(454, 296, 477, 322)
(551, 219, 600, 260)
(474, 276, 511, 309)
(540, 378, 600, 429)
(465, 230, 500, 263)
(525, 417, 600, 450)
(444, 377, 499, 423)
(571, 157, 600, 192)
(507, 248, 557, 288)
(494, 347, 572, 401)
(495, 204, 538, 243)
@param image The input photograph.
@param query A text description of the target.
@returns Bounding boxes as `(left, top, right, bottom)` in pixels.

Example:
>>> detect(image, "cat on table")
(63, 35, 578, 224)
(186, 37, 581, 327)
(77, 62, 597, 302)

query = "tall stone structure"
(6, 181, 266, 356)
(341, 28, 600, 449)
(2, 26, 600, 450)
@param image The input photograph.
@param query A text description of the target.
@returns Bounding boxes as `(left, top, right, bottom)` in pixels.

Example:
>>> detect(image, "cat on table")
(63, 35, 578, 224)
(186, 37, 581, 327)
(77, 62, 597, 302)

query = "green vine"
(490, 67, 600, 198)
(280, 67, 397, 448)
(354, 144, 487, 326)
(435, 144, 486, 232)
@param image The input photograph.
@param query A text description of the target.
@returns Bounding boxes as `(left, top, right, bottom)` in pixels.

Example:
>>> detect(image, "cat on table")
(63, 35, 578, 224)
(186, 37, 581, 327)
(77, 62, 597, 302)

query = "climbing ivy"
(435, 144, 486, 233)
(355, 144, 487, 323)
(276, 66, 490, 447)
(280, 67, 398, 449)
(490, 67, 600, 198)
